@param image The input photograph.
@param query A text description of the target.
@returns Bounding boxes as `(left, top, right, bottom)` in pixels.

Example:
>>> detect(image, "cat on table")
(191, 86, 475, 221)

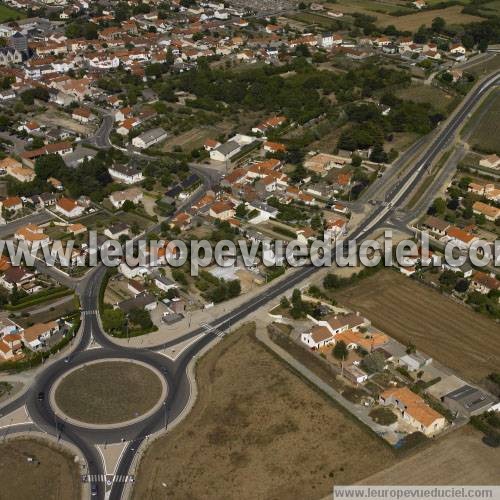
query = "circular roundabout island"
(52, 359, 166, 428)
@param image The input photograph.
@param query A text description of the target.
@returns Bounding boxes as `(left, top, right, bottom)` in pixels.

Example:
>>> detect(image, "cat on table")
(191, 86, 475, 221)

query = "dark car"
(37, 392, 44, 401)
(91, 483, 98, 497)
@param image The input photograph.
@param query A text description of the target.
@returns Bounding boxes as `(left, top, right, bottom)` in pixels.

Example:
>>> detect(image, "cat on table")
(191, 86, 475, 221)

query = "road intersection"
(1, 70, 499, 500)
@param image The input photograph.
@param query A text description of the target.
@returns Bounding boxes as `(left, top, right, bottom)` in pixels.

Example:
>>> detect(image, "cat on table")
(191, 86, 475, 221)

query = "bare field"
(377, 6, 483, 29)
(467, 89, 500, 154)
(0, 437, 81, 500)
(335, 270, 500, 383)
(133, 323, 397, 500)
(359, 426, 500, 485)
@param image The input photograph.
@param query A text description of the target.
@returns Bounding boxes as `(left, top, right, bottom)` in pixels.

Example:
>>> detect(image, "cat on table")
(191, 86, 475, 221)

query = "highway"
(1, 69, 500, 500)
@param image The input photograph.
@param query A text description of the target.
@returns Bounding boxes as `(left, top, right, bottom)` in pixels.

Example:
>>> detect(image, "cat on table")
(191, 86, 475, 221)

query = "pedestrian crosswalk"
(82, 474, 135, 483)
(200, 322, 225, 338)
(82, 309, 98, 316)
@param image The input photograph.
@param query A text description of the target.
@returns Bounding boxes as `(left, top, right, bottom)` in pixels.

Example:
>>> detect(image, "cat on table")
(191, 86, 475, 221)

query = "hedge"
(5, 288, 73, 311)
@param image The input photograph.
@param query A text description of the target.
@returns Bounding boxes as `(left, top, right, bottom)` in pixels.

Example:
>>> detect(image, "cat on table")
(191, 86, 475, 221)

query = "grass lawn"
(132, 323, 397, 500)
(359, 425, 500, 485)
(55, 361, 163, 424)
(0, 3, 24, 22)
(395, 84, 458, 115)
(335, 270, 500, 383)
(466, 89, 500, 154)
(0, 437, 81, 500)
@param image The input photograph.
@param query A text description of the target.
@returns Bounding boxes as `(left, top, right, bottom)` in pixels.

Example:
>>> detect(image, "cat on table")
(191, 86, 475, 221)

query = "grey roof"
(444, 385, 496, 412)
(118, 292, 156, 313)
(215, 140, 240, 156)
(107, 222, 129, 234)
(64, 145, 97, 168)
(136, 127, 167, 144)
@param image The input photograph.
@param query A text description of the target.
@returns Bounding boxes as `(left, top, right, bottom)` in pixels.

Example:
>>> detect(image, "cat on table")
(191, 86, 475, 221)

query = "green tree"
(333, 340, 348, 360)
(102, 308, 125, 333)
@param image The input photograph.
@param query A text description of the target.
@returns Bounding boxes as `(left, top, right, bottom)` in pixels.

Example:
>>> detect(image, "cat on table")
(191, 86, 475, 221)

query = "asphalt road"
(1, 70, 500, 500)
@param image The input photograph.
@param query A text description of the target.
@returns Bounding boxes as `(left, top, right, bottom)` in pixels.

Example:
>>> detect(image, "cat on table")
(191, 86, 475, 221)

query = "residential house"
(109, 187, 143, 209)
(470, 271, 500, 295)
(300, 325, 334, 349)
(21, 321, 59, 351)
(108, 164, 144, 184)
(209, 200, 235, 220)
(379, 387, 446, 436)
(132, 127, 168, 149)
(71, 107, 95, 123)
(479, 154, 500, 170)
(55, 197, 85, 218)
(472, 201, 500, 221)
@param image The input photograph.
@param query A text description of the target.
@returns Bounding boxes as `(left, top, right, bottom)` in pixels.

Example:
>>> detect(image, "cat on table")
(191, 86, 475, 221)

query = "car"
(64, 357, 71, 363)
(37, 392, 44, 401)
(90, 483, 98, 496)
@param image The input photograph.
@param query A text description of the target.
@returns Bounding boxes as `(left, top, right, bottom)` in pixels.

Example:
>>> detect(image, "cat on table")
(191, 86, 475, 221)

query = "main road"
(2, 69, 500, 500)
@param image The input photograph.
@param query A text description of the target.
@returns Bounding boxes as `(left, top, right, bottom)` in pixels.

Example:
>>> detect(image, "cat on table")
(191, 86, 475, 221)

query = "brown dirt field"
(132, 323, 397, 500)
(0, 437, 81, 500)
(377, 6, 483, 30)
(335, 270, 500, 383)
(359, 425, 500, 485)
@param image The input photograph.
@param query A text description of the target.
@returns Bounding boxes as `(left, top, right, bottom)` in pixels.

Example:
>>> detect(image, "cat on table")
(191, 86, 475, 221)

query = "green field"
(467, 89, 500, 154)
(0, 3, 24, 22)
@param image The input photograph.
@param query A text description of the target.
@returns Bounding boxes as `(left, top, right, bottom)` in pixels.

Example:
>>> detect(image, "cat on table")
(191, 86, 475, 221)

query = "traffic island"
(51, 359, 167, 429)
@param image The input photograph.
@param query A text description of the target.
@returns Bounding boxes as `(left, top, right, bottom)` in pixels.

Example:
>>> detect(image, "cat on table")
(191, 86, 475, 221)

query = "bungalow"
(118, 262, 150, 279)
(209, 200, 235, 220)
(264, 141, 286, 154)
(470, 271, 500, 295)
(379, 387, 446, 437)
(71, 107, 95, 123)
(0, 266, 34, 291)
(170, 212, 191, 230)
(154, 274, 177, 293)
(104, 222, 130, 240)
(0, 332, 23, 361)
(1, 196, 23, 212)
(472, 201, 500, 221)
(109, 187, 143, 209)
(310, 312, 370, 338)
(132, 127, 168, 149)
(210, 141, 241, 162)
(479, 154, 500, 170)
(422, 215, 450, 237)
(108, 164, 144, 185)
(15, 224, 50, 247)
(55, 197, 85, 218)
(117, 292, 157, 313)
(443, 226, 477, 249)
(300, 325, 334, 349)
(1, 158, 35, 183)
(21, 321, 59, 351)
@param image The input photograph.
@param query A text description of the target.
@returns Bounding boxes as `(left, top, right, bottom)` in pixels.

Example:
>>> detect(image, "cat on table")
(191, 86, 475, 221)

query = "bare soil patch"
(0, 437, 81, 500)
(359, 426, 500, 485)
(133, 323, 397, 500)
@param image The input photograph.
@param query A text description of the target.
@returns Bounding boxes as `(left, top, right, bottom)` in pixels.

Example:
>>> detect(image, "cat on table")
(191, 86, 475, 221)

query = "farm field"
(0, 437, 81, 500)
(335, 270, 500, 383)
(376, 5, 483, 29)
(132, 323, 397, 500)
(359, 426, 500, 485)
(466, 89, 500, 154)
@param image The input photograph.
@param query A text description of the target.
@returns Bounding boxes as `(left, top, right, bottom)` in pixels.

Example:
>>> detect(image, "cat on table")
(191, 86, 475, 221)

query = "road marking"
(200, 323, 225, 338)
(82, 309, 98, 316)
(82, 474, 134, 483)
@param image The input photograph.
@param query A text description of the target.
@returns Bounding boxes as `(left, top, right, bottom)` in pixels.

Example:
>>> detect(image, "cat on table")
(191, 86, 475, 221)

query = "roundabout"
(50, 359, 167, 429)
